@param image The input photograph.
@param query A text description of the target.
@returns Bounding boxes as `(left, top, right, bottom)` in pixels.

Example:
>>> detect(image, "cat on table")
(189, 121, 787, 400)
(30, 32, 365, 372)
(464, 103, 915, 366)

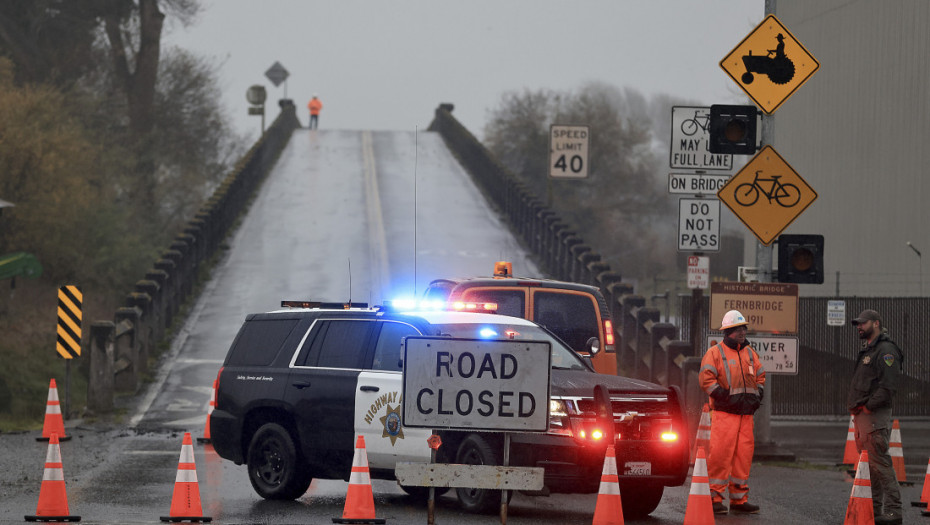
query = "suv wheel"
(454, 434, 510, 513)
(621, 484, 664, 518)
(247, 423, 312, 500)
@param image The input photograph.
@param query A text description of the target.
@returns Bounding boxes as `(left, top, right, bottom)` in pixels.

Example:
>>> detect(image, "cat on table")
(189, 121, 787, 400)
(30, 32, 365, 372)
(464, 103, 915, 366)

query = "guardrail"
(428, 104, 707, 431)
(86, 101, 301, 414)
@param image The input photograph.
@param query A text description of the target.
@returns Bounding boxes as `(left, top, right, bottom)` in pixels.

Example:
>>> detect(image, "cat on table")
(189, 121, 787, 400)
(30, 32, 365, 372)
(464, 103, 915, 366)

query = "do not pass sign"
(678, 198, 720, 252)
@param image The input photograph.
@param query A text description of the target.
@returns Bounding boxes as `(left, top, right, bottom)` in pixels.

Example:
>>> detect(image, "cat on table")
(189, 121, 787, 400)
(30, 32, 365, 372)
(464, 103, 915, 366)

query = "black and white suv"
(210, 302, 689, 518)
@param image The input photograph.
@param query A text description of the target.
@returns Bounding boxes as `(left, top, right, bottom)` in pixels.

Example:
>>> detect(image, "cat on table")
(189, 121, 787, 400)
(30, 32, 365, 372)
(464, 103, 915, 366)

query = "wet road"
(2, 129, 928, 524)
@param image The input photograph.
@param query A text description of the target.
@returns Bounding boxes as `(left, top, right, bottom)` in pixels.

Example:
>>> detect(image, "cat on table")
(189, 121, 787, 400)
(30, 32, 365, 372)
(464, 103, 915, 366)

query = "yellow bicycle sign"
(717, 145, 817, 245)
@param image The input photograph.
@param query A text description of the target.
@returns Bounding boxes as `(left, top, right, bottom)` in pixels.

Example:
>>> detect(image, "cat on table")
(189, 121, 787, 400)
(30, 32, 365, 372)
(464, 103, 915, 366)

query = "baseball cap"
(851, 309, 881, 326)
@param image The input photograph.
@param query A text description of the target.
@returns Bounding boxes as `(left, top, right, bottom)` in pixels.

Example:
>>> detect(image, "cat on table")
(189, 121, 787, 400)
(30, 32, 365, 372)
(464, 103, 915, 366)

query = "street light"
(906, 241, 922, 295)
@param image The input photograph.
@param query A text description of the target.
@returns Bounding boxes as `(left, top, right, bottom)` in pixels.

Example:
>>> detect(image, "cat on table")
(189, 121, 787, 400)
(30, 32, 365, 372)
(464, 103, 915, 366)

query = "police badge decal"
(380, 404, 405, 445)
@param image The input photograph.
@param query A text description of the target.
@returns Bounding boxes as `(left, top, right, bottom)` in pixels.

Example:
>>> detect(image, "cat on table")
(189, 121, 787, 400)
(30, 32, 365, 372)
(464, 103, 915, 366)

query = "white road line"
(362, 130, 390, 301)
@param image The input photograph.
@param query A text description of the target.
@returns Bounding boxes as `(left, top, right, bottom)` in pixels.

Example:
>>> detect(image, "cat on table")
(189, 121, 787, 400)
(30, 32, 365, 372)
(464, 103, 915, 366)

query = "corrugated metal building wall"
(741, 1, 930, 297)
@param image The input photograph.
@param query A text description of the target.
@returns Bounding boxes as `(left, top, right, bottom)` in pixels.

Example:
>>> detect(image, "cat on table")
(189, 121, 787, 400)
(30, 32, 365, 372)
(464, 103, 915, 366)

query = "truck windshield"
(434, 323, 589, 371)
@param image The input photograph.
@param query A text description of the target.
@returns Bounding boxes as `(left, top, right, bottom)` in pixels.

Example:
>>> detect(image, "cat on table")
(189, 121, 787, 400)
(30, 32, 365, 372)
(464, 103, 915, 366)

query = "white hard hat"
(720, 310, 749, 330)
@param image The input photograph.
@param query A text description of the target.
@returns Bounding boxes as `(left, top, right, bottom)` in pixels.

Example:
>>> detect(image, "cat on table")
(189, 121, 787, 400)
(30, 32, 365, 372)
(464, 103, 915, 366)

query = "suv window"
(294, 319, 374, 369)
(460, 289, 525, 318)
(370, 321, 420, 371)
(227, 318, 300, 366)
(533, 291, 599, 353)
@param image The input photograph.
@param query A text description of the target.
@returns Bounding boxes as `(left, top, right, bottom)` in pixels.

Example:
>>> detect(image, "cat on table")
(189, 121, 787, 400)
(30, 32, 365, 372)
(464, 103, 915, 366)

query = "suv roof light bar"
(280, 300, 369, 309)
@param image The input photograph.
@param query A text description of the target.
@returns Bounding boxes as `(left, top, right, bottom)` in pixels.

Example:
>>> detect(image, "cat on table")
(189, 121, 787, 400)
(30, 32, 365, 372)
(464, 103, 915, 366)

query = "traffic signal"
(777, 234, 824, 284)
(708, 104, 758, 155)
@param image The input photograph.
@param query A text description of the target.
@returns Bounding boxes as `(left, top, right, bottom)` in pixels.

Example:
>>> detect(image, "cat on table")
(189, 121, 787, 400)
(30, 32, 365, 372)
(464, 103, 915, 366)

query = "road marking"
(362, 130, 390, 302)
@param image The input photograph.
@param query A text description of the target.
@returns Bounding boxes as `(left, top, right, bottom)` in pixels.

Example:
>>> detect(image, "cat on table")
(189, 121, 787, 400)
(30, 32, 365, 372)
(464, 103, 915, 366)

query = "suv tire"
(247, 423, 312, 500)
(621, 484, 664, 518)
(454, 434, 511, 513)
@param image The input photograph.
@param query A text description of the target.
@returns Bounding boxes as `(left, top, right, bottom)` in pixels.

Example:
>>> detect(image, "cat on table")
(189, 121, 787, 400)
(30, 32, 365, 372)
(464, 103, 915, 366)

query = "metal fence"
(680, 294, 930, 416)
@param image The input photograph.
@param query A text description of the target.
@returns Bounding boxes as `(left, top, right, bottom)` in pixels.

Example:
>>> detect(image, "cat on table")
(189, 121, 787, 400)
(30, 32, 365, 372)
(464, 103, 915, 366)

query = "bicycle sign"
(717, 145, 817, 246)
(670, 106, 733, 171)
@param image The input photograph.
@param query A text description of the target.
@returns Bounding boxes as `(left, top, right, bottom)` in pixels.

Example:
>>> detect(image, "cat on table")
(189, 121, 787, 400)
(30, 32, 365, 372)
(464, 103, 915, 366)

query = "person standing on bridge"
(847, 309, 903, 525)
(700, 310, 765, 515)
(307, 94, 323, 129)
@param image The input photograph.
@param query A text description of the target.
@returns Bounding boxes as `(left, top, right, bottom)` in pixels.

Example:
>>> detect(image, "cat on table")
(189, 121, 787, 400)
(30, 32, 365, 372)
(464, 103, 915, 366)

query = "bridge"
(84, 101, 929, 429)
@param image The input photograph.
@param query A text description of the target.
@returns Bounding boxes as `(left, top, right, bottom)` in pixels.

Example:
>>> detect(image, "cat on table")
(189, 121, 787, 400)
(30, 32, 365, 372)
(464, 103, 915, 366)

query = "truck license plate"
(623, 462, 651, 475)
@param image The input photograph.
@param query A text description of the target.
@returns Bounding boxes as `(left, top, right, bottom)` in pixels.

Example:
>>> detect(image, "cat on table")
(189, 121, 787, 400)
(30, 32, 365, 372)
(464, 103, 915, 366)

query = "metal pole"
(500, 433, 510, 525)
(755, 0, 777, 448)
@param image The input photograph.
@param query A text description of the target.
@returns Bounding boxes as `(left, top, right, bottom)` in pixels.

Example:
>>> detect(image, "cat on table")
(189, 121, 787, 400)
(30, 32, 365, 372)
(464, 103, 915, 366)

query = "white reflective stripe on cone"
(349, 470, 371, 485)
(851, 484, 872, 498)
(43, 467, 65, 481)
(599, 481, 621, 495)
(176, 468, 198, 483)
(46, 404, 61, 415)
(179, 445, 195, 463)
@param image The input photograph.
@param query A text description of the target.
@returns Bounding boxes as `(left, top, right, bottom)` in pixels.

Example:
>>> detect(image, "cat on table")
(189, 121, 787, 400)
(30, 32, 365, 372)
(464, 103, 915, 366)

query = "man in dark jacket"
(847, 309, 903, 525)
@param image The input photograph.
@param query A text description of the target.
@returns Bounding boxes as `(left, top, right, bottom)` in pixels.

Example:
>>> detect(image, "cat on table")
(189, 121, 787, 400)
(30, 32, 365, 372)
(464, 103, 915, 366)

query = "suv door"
(355, 320, 432, 470)
(286, 318, 374, 472)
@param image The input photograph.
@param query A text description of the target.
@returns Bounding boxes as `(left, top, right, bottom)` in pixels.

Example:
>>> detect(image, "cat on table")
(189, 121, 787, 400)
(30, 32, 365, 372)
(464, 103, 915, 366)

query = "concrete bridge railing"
(87, 101, 301, 414)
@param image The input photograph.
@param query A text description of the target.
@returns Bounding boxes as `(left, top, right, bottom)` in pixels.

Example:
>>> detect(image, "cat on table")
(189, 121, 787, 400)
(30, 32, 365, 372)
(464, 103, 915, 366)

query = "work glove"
(758, 386, 764, 402)
(710, 386, 729, 402)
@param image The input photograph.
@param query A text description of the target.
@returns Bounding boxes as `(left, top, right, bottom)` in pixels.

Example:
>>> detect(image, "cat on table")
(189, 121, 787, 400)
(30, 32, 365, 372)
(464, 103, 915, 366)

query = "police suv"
(210, 301, 689, 518)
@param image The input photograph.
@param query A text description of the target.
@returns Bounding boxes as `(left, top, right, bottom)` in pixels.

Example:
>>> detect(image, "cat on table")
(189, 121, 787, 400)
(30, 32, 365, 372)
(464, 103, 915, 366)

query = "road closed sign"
(678, 198, 720, 252)
(549, 125, 589, 178)
(402, 337, 551, 432)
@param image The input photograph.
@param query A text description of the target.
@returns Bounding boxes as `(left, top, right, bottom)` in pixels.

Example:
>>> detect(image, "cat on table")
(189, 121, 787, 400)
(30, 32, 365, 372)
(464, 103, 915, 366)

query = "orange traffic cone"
(683, 447, 714, 525)
(889, 420, 912, 485)
(839, 415, 857, 466)
(197, 380, 216, 444)
(160, 432, 212, 523)
(691, 404, 711, 465)
(38, 379, 70, 442)
(844, 451, 874, 524)
(592, 445, 624, 525)
(333, 435, 385, 524)
(25, 433, 80, 522)
(912, 457, 930, 507)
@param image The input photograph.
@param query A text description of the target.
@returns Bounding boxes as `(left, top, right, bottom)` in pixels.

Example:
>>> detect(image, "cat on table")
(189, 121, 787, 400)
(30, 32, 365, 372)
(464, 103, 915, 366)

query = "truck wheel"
(246, 423, 312, 500)
(454, 434, 510, 513)
(621, 485, 664, 518)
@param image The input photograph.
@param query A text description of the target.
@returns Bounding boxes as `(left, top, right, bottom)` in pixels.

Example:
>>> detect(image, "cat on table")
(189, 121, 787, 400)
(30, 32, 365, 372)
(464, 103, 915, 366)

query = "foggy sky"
(166, 1, 763, 141)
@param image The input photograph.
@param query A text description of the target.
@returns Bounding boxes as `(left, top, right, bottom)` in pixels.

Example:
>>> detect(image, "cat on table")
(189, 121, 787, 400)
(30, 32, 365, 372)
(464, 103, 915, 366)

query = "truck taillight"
(604, 320, 615, 346)
(661, 431, 679, 442)
(214, 367, 224, 408)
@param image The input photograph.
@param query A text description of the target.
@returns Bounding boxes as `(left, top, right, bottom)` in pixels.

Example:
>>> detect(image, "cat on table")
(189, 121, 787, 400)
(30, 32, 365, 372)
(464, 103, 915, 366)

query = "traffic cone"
(37, 379, 70, 442)
(197, 380, 216, 444)
(838, 415, 857, 466)
(844, 451, 874, 524)
(25, 433, 80, 522)
(160, 432, 212, 523)
(691, 403, 711, 465)
(683, 447, 714, 525)
(333, 435, 385, 524)
(889, 420, 912, 485)
(912, 457, 930, 507)
(592, 444, 624, 525)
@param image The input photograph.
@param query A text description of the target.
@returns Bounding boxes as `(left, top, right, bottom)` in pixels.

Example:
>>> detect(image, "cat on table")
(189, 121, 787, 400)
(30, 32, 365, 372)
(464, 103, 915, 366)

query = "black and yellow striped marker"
(57, 285, 82, 359)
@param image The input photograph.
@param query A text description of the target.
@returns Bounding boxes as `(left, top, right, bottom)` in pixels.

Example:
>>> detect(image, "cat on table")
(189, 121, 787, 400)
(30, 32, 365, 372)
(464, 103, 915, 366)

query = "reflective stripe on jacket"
(700, 341, 766, 415)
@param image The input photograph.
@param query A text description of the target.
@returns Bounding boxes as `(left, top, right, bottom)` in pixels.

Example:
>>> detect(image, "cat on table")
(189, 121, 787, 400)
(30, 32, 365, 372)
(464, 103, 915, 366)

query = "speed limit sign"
(549, 125, 589, 178)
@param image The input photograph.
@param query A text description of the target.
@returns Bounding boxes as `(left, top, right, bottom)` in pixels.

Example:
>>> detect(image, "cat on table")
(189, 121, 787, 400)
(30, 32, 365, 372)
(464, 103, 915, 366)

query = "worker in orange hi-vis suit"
(307, 94, 323, 129)
(699, 310, 766, 516)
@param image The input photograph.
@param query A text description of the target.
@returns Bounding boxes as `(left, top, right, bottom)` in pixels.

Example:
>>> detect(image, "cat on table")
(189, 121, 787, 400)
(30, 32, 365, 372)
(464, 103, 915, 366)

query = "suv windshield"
(433, 322, 588, 371)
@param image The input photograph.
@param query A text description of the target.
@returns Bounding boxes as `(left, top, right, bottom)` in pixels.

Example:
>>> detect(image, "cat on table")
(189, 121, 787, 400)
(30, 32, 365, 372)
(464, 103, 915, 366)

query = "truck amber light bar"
(452, 301, 498, 312)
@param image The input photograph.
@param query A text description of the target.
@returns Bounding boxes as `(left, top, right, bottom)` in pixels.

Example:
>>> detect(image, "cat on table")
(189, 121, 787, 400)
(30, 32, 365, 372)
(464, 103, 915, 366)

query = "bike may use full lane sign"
(670, 106, 734, 171)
